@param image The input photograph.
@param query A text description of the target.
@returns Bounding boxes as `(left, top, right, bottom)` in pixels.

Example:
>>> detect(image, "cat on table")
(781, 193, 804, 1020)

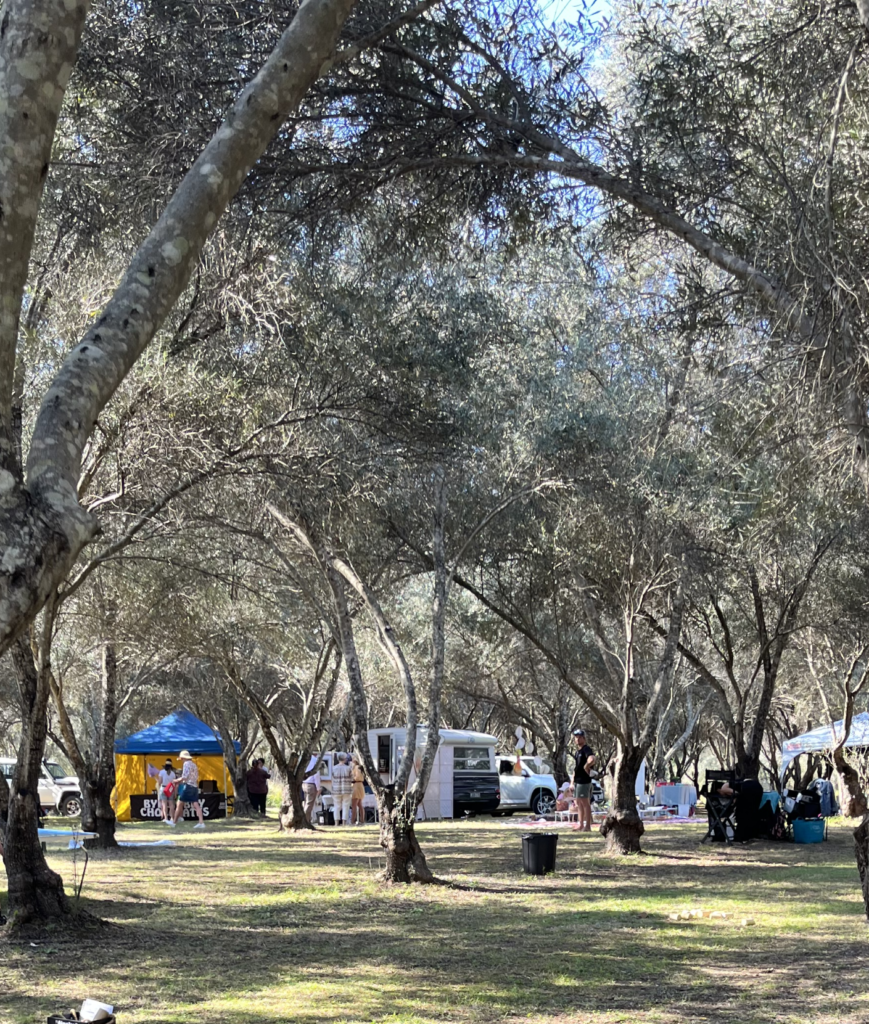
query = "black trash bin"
(522, 832, 558, 875)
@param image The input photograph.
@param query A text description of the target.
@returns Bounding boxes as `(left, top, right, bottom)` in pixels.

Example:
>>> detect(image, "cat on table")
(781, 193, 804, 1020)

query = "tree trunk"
(231, 766, 256, 818)
(6, 637, 70, 926)
(798, 754, 818, 791)
(734, 744, 758, 780)
(278, 779, 315, 832)
(854, 814, 869, 922)
(834, 749, 868, 817)
(0, 768, 8, 830)
(600, 746, 645, 855)
(4, 792, 70, 927)
(552, 720, 570, 786)
(48, 638, 121, 850)
(81, 774, 118, 851)
(80, 641, 120, 850)
(377, 787, 433, 883)
(689, 753, 700, 793)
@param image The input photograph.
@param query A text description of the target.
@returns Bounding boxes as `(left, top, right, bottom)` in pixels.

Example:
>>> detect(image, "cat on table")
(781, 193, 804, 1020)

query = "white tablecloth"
(654, 784, 697, 807)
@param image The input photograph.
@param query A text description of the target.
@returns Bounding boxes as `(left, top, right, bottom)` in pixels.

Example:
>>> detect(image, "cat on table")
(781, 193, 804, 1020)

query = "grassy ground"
(1, 816, 866, 1024)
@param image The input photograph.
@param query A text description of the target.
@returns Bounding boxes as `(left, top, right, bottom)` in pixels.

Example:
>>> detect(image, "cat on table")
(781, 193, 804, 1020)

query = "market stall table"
(38, 827, 98, 898)
(654, 784, 698, 815)
(129, 792, 226, 820)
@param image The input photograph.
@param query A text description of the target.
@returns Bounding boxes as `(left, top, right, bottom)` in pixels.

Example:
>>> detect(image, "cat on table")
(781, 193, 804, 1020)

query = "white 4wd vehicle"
(0, 758, 83, 816)
(494, 755, 558, 816)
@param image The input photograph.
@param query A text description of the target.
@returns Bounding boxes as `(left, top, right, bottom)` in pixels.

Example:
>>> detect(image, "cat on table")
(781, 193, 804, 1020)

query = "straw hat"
(179, 750, 193, 759)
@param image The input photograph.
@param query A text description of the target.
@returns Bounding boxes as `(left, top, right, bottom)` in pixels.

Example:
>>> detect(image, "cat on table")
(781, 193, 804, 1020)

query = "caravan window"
(453, 747, 492, 771)
(377, 735, 392, 774)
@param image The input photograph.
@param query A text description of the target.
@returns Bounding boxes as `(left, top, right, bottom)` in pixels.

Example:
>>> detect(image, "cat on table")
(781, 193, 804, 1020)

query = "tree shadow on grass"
(5, 822, 865, 1024)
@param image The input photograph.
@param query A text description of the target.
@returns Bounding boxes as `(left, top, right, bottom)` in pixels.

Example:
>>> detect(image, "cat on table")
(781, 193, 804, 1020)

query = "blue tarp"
(114, 707, 240, 755)
(780, 711, 869, 778)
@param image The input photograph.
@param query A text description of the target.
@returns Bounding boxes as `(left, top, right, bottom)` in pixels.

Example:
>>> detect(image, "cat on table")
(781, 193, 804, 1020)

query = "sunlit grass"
(1, 817, 867, 1024)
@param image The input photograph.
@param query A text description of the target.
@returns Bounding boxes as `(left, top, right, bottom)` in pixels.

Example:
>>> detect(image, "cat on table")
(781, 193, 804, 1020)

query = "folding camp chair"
(700, 769, 736, 844)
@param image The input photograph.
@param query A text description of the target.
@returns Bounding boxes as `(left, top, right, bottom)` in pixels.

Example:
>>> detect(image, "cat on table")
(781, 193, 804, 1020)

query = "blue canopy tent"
(780, 712, 869, 780)
(114, 708, 240, 820)
(114, 707, 239, 755)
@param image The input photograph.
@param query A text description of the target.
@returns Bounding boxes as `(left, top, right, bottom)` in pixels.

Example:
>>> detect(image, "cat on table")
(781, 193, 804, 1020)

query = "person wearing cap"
(171, 750, 206, 828)
(157, 759, 177, 823)
(571, 729, 596, 832)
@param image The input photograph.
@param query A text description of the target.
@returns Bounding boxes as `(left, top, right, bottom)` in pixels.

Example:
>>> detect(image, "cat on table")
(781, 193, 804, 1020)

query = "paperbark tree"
(47, 638, 124, 849)
(187, 690, 262, 821)
(0, 0, 360, 657)
(0, 0, 449, 928)
(5, 621, 71, 926)
(801, 626, 869, 919)
(646, 541, 833, 781)
(321, 1, 869, 494)
(268, 484, 448, 881)
(215, 639, 344, 832)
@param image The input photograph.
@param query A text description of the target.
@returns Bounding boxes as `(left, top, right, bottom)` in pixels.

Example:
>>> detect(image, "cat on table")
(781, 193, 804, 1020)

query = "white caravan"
(318, 728, 501, 820)
(367, 726, 501, 819)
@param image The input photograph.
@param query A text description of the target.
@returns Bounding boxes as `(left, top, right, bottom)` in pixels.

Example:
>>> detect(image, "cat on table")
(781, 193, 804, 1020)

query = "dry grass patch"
(0, 817, 866, 1024)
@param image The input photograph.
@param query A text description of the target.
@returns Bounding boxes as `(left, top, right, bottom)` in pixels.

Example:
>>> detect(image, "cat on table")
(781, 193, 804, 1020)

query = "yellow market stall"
(114, 708, 238, 821)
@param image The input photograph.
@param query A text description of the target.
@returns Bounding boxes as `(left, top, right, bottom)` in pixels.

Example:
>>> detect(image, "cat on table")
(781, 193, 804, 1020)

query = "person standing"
(331, 752, 352, 826)
(302, 756, 321, 824)
(350, 757, 366, 826)
(246, 758, 270, 816)
(171, 750, 206, 828)
(571, 729, 596, 832)
(157, 759, 177, 823)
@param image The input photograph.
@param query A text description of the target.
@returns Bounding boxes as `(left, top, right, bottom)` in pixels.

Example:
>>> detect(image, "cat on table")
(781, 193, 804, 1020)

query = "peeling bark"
(855, 815, 869, 922)
(835, 755, 868, 818)
(0, 0, 92, 472)
(600, 745, 645, 855)
(49, 640, 120, 850)
(6, 635, 70, 927)
(230, 768, 256, 819)
(377, 787, 434, 884)
(278, 780, 314, 832)
(0, 0, 358, 656)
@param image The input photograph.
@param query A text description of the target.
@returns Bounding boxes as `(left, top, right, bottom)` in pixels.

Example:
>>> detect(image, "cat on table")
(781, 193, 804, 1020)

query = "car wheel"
(60, 794, 82, 817)
(530, 790, 556, 815)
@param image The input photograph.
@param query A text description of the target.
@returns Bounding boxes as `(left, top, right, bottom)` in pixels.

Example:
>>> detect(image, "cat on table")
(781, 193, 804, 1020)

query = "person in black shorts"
(571, 729, 596, 832)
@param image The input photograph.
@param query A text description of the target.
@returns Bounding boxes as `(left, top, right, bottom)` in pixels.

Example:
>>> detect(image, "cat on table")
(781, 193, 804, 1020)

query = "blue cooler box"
(793, 818, 825, 844)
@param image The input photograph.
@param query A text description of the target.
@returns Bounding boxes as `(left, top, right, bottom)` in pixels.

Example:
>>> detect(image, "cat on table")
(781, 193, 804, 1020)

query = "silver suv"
(494, 755, 558, 816)
(0, 758, 83, 816)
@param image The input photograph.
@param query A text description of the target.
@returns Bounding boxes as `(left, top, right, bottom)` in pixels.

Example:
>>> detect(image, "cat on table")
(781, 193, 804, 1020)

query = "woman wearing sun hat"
(171, 750, 206, 828)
